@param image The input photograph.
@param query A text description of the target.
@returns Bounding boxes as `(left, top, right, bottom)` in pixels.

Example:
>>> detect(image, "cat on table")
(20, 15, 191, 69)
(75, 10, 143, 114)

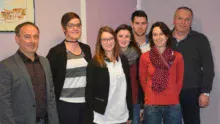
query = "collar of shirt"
(146, 35, 149, 43)
(136, 35, 148, 47)
(17, 50, 40, 63)
(172, 29, 193, 42)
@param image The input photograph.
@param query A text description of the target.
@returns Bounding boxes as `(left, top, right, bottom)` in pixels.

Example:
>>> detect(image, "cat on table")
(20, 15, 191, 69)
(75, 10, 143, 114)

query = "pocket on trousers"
(144, 105, 158, 113)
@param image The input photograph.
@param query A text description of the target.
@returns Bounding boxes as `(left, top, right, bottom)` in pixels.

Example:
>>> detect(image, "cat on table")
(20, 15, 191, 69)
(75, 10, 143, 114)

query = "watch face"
(204, 93, 210, 97)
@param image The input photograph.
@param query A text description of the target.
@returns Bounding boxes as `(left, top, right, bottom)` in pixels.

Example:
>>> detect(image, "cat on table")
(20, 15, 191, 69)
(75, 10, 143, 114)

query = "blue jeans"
(143, 104, 182, 124)
(132, 104, 141, 124)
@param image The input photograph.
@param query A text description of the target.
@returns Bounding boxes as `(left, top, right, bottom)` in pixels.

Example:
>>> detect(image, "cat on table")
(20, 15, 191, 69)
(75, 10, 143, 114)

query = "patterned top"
(59, 51, 87, 103)
(139, 51, 184, 105)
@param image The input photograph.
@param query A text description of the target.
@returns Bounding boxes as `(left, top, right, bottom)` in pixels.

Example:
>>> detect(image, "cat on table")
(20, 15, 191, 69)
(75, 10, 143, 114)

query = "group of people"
(0, 6, 214, 124)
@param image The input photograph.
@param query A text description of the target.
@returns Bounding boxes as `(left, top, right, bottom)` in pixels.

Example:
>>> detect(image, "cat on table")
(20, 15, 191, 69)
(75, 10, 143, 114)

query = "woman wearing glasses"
(85, 26, 132, 124)
(47, 12, 92, 124)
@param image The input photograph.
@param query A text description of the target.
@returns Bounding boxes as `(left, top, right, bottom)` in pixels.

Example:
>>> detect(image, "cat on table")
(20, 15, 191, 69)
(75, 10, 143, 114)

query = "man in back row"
(172, 6, 215, 124)
(0, 22, 59, 124)
(130, 10, 149, 124)
(131, 10, 150, 53)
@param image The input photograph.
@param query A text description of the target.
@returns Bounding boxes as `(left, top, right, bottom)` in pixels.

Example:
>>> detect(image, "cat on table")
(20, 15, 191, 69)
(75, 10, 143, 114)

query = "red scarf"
(149, 47, 175, 92)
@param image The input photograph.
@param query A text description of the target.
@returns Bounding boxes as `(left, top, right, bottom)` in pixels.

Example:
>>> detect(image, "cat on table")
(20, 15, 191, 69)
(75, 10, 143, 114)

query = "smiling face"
(173, 9, 193, 34)
(131, 16, 148, 36)
(15, 24, 39, 56)
(117, 29, 131, 50)
(152, 26, 168, 48)
(64, 18, 81, 41)
(101, 32, 115, 54)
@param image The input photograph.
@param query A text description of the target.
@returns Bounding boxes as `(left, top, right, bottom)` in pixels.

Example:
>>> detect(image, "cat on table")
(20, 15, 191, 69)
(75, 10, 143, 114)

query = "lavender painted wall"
(0, 0, 137, 59)
(86, 0, 137, 54)
(141, 1, 220, 124)
(0, 0, 81, 60)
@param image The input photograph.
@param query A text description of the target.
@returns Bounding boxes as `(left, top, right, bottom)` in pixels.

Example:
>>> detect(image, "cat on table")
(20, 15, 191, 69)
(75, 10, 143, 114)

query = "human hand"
(199, 93, 209, 108)
(140, 109, 144, 122)
(126, 120, 132, 124)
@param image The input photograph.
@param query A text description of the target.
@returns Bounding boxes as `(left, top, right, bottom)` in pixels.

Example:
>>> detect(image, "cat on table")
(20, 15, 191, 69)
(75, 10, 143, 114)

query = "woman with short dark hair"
(47, 12, 92, 124)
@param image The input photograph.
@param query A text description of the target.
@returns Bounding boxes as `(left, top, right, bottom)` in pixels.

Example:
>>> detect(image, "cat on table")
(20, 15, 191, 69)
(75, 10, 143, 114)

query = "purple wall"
(86, 0, 137, 54)
(141, 0, 220, 123)
(1, 0, 219, 123)
(0, 0, 81, 60)
(0, 0, 137, 60)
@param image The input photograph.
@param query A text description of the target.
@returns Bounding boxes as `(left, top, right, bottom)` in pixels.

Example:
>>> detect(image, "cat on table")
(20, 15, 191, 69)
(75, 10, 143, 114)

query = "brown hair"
(61, 12, 81, 30)
(131, 10, 148, 22)
(148, 22, 172, 48)
(94, 26, 120, 67)
(115, 24, 142, 56)
(15, 21, 39, 36)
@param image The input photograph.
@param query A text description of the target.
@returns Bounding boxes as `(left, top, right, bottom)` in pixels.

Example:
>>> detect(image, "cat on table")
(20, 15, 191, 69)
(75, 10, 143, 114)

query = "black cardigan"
(85, 55, 133, 124)
(46, 41, 92, 100)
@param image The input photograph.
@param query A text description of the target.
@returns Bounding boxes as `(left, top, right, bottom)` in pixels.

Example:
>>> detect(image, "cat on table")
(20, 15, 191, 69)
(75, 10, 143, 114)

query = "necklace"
(65, 39, 78, 43)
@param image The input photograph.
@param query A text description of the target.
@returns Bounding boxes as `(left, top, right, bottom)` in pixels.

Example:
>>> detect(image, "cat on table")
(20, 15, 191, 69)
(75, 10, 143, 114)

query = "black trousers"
(57, 100, 85, 124)
(180, 88, 200, 124)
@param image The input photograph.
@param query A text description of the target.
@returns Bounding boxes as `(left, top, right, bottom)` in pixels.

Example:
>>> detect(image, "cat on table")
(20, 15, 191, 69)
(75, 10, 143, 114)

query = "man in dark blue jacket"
(171, 6, 215, 124)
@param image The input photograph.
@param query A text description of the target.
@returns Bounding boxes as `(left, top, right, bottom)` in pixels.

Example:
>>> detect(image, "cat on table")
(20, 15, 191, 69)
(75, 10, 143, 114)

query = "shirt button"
(33, 105, 35, 107)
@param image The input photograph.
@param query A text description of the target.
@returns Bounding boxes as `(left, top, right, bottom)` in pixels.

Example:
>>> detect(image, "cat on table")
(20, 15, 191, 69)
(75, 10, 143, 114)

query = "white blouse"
(93, 57, 129, 124)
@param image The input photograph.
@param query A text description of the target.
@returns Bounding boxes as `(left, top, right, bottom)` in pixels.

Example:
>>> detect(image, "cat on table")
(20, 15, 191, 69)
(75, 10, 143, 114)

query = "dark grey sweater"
(171, 30, 214, 93)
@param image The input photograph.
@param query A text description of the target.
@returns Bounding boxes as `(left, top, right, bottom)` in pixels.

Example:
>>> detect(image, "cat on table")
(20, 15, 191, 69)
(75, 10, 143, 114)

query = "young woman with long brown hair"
(85, 26, 132, 124)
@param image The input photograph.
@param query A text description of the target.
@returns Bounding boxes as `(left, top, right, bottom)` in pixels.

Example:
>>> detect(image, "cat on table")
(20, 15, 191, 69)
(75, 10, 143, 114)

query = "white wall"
(139, 0, 220, 124)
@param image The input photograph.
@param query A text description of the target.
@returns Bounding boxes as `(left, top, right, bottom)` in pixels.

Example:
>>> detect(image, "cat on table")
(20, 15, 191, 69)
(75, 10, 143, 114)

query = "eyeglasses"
(101, 37, 114, 43)
(66, 23, 81, 29)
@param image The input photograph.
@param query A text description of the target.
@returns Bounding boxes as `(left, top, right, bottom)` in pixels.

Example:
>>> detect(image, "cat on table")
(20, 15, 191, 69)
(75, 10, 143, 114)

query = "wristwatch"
(203, 93, 210, 97)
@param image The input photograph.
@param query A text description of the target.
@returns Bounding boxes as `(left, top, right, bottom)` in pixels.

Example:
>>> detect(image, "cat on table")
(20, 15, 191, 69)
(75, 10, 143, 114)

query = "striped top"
(59, 51, 87, 103)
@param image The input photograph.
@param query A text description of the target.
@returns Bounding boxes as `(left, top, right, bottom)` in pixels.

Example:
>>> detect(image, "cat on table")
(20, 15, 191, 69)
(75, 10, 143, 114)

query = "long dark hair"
(148, 22, 172, 48)
(115, 24, 142, 56)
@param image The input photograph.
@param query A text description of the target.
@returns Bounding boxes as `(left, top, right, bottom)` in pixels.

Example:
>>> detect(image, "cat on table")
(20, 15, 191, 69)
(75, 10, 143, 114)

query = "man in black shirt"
(171, 6, 215, 124)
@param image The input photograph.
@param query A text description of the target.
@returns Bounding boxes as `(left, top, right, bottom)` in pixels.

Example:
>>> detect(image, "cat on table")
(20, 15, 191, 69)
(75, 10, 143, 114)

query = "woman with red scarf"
(139, 22, 184, 124)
